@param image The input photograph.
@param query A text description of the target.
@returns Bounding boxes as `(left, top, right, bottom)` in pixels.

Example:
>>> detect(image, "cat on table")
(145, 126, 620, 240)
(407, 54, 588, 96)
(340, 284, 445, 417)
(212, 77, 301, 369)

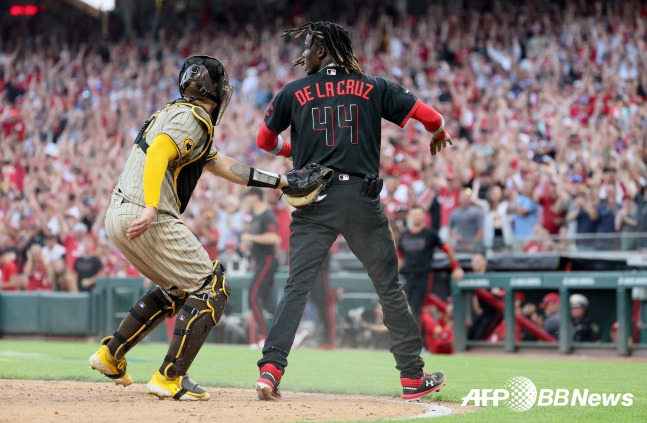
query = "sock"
(400, 376, 423, 387)
(260, 363, 283, 383)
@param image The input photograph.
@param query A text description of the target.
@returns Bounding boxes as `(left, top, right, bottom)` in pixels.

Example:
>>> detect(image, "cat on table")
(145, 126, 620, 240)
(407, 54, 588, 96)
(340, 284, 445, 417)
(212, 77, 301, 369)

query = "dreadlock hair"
(282, 21, 363, 76)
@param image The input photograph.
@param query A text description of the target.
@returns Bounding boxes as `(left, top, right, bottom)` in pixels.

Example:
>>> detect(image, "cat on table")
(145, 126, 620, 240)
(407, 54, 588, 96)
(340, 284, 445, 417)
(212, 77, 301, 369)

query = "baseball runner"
(253, 22, 453, 401)
(88, 55, 288, 400)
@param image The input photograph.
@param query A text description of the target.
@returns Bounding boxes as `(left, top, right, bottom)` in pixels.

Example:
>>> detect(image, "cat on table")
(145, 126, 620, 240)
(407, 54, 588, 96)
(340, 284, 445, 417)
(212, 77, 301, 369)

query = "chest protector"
(135, 99, 214, 214)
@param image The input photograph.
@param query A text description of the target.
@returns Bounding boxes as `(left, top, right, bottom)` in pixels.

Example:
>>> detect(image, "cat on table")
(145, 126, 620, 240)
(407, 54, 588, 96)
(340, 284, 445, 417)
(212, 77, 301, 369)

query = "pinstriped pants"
(104, 194, 214, 297)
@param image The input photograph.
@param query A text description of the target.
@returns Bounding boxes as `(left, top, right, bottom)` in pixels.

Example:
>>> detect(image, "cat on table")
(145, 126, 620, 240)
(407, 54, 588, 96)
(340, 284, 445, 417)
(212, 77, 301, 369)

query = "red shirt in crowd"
(25, 262, 52, 291)
(438, 186, 460, 227)
(536, 188, 565, 235)
(0, 260, 20, 291)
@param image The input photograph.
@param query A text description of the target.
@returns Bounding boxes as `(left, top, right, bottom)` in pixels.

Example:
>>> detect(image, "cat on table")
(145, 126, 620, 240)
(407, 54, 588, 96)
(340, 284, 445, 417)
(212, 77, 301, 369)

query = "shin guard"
(160, 262, 229, 379)
(106, 286, 185, 360)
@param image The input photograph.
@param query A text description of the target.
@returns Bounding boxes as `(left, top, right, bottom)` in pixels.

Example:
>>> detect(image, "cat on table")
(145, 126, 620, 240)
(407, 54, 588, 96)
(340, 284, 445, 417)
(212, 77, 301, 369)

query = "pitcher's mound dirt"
(1, 380, 477, 422)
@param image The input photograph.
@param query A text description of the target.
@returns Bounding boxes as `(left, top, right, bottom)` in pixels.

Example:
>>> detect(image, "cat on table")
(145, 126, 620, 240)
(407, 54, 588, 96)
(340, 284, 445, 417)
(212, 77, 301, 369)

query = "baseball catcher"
(281, 163, 333, 208)
(89, 55, 288, 401)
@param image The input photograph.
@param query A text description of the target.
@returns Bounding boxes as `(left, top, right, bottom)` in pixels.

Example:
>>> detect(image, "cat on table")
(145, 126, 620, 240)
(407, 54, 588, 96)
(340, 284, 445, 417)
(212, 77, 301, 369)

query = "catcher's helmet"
(179, 55, 232, 125)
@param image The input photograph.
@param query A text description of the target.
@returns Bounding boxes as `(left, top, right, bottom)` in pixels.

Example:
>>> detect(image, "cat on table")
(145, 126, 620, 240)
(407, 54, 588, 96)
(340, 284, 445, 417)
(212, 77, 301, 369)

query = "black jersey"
(264, 66, 418, 175)
(250, 209, 278, 257)
(397, 228, 442, 274)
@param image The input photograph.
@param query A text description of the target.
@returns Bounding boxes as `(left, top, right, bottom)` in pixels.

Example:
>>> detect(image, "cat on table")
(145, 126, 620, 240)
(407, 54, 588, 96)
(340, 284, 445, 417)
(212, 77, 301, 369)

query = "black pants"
(309, 256, 335, 345)
(258, 179, 425, 378)
(249, 254, 278, 338)
(402, 272, 431, 325)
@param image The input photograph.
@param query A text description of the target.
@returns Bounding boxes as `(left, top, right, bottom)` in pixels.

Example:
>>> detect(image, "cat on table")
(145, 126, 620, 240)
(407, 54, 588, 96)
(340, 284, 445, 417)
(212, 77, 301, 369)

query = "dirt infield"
(1, 380, 476, 422)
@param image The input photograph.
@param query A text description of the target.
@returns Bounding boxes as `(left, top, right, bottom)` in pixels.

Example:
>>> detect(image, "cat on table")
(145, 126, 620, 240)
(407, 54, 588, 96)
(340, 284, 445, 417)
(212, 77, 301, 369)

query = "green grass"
(0, 339, 645, 422)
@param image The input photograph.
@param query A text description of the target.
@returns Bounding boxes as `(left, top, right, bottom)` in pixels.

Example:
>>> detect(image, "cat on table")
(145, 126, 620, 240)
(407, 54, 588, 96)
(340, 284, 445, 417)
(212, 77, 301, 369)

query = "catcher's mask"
(179, 55, 232, 125)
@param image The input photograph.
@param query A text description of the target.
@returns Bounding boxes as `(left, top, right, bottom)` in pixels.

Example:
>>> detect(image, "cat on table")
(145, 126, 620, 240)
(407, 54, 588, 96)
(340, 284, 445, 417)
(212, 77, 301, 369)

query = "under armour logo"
(425, 380, 434, 387)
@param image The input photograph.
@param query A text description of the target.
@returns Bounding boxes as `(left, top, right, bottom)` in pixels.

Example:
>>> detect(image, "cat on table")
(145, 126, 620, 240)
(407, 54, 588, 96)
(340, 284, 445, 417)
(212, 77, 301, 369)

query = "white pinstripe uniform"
(105, 102, 217, 297)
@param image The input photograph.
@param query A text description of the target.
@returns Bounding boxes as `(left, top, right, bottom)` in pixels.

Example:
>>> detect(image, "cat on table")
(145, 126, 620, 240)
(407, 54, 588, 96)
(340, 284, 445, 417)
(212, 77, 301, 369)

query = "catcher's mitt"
(282, 163, 334, 208)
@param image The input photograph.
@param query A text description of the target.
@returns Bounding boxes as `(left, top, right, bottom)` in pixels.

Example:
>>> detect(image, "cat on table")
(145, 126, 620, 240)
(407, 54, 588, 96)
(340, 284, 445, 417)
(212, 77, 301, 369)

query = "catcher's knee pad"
(161, 262, 229, 379)
(106, 286, 186, 359)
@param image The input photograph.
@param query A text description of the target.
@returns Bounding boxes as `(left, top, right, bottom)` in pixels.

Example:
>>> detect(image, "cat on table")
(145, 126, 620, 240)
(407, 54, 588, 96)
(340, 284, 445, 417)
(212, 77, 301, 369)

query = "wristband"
(269, 134, 284, 155)
(432, 128, 447, 140)
(247, 168, 281, 188)
(430, 116, 445, 135)
(450, 260, 460, 270)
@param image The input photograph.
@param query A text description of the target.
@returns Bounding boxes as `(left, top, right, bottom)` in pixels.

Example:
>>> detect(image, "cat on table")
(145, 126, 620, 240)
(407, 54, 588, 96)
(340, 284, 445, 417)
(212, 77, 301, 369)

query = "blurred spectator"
(569, 293, 599, 343)
(535, 174, 566, 236)
(616, 195, 638, 251)
(509, 179, 540, 250)
(523, 225, 558, 253)
(566, 187, 599, 251)
(540, 292, 561, 340)
(609, 321, 632, 345)
(0, 247, 21, 291)
(596, 185, 620, 250)
(73, 236, 103, 292)
(475, 184, 512, 252)
(448, 189, 483, 253)
(436, 173, 463, 241)
(42, 234, 71, 291)
(467, 252, 503, 341)
(520, 302, 544, 341)
(216, 196, 245, 253)
(355, 301, 389, 349)
(23, 244, 52, 291)
(219, 240, 243, 272)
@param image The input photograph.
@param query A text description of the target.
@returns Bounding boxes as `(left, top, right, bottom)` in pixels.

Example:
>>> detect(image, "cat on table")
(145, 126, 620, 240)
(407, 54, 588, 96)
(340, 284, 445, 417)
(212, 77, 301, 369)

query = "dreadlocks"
(282, 21, 363, 76)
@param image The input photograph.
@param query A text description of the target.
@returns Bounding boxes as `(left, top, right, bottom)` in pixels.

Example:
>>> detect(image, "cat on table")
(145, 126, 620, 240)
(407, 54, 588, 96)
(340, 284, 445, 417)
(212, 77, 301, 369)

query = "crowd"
(2, 1, 647, 294)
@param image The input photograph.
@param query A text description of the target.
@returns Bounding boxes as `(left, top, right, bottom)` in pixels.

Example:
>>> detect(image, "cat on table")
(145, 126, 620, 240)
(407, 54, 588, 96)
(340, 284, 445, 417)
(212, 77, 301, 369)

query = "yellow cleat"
(146, 371, 210, 401)
(88, 345, 133, 386)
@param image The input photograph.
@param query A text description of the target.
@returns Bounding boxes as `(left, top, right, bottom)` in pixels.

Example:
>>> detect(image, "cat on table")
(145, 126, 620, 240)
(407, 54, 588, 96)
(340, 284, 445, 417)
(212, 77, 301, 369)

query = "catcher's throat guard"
(282, 163, 333, 208)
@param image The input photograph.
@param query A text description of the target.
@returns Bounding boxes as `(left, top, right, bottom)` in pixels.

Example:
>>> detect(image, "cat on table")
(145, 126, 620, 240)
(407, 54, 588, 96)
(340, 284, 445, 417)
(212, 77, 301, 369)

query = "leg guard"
(106, 286, 186, 360)
(160, 261, 229, 379)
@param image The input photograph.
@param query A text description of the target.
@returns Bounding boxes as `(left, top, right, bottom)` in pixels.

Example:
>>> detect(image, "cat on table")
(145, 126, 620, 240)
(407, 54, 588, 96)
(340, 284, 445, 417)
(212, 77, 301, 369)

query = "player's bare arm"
(205, 154, 288, 188)
(440, 243, 464, 281)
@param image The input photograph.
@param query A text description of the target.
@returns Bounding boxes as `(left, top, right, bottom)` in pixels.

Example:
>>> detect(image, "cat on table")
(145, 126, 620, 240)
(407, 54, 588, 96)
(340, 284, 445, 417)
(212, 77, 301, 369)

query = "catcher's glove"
(282, 163, 334, 208)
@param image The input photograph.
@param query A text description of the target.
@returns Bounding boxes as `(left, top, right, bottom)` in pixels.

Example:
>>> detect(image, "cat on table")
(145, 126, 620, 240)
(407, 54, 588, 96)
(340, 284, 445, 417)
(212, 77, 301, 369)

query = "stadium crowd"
(2, 1, 647, 293)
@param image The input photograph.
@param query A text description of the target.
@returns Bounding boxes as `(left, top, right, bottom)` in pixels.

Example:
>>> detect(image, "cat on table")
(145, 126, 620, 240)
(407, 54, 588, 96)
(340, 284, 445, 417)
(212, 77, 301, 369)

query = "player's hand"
(127, 206, 157, 240)
(451, 266, 465, 282)
(278, 174, 289, 189)
(430, 131, 453, 156)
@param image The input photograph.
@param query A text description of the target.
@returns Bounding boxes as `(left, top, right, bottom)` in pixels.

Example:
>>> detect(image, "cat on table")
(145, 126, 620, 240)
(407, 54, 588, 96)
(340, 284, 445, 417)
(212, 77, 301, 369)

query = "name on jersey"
(294, 81, 374, 106)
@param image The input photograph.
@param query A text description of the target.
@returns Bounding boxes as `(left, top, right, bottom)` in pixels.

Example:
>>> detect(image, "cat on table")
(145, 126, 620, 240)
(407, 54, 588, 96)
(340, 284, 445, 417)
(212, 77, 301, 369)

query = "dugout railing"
(452, 271, 647, 356)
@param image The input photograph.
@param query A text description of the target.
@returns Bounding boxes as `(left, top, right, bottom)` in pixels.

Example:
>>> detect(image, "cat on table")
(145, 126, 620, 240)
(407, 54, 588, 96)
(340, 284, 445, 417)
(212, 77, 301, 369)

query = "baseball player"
(254, 22, 453, 401)
(397, 205, 464, 326)
(241, 187, 280, 344)
(88, 55, 287, 401)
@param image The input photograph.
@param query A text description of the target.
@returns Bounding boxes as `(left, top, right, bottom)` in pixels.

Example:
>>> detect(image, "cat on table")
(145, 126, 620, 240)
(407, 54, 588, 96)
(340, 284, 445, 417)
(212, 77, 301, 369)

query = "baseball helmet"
(179, 55, 232, 125)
